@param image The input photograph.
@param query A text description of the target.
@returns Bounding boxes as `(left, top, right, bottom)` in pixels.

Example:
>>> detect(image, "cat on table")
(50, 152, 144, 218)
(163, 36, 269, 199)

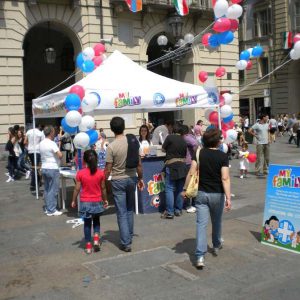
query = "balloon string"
(237, 57, 291, 94)
(145, 21, 215, 69)
(36, 70, 82, 99)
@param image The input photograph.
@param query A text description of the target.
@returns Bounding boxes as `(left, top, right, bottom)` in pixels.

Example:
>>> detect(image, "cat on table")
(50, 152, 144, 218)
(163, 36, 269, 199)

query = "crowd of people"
(4, 112, 298, 268)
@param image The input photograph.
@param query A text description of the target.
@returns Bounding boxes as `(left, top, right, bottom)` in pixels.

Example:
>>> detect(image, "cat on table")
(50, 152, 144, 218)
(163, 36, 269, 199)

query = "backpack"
(125, 134, 140, 169)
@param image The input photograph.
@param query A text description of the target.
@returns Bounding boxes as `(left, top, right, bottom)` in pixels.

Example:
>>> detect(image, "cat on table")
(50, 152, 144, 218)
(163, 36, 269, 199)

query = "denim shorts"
(79, 201, 105, 219)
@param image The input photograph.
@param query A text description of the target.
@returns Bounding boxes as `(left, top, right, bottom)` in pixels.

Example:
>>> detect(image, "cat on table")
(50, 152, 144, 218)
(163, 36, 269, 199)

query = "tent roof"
(32, 50, 215, 118)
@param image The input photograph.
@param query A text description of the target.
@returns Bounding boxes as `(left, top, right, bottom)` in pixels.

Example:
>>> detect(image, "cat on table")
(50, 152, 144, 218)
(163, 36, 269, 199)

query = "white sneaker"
(240, 175, 243, 179)
(196, 256, 205, 268)
(6, 176, 14, 183)
(187, 206, 196, 213)
(5, 172, 9, 176)
(25, 170, 31, 179)
(46, 210, 63, 216)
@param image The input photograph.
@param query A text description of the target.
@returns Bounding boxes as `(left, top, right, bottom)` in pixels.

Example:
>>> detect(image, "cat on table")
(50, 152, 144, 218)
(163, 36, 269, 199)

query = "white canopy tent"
(31, 50, 220, 199)
(32, 50, 220, 117)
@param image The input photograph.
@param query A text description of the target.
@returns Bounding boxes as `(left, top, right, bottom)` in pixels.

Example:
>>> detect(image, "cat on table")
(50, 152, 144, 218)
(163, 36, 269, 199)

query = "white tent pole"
(32, 113, 39, 200)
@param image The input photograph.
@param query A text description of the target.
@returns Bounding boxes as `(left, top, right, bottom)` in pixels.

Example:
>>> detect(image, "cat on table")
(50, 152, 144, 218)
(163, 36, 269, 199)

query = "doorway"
(23, 21, 79, 127)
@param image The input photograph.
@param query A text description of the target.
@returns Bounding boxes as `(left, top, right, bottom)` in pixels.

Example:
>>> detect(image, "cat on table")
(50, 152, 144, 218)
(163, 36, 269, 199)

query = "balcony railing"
(111, 0, 212, 12)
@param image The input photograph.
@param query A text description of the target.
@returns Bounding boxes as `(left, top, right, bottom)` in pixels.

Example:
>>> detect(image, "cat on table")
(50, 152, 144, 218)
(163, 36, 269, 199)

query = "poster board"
(261, 164, 300, 254)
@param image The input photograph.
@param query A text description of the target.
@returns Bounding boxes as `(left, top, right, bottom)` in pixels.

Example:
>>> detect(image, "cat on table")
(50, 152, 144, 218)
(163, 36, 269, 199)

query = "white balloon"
(73, 132, 90, 149)
(204, 108, 214, 120)
(221, 105, 233, 118)
(248, 48, 253, 57)
(214, 0, 229, 18)
(65, 111, 82, 127)
(226, 4, 243, 19)
(82, 47, 95, 61)
(290, 49, 300, 60)
(225, 129, 238, 143)
(236, 60, 248, 70)
(294, 41, 300, 52)
(223, 93, 233, 105)
(221, 143, 228, 153)
(81, 93, 99, 113)
(79, 115, 95, 132)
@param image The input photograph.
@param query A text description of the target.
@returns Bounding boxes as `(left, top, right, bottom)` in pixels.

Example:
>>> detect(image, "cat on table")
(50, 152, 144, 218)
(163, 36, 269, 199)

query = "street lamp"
(157, 12, 194, 122)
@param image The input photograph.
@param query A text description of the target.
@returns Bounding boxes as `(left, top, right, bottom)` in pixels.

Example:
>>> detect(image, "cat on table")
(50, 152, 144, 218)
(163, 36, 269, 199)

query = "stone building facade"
(239, 0, 300, 123)
(0, 0, 239, 143)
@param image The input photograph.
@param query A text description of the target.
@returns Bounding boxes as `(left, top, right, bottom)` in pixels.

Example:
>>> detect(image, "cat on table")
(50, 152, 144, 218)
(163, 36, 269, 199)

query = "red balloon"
(219, 95, 225, 106)
(213, 18, 231, 33)
(198, 71, 208, 83)
(294, 33, 300, 44)
(231, 0, 242, 3)
(230, 19, 239, 32)
(93, 56, 103, 67)
(69, 85, 85, 100)
(246, 60, 253, 70)
(222, 129, 227, 139)
(215, 67, 226, 77)
(212, 0, 217, 7)
(209, 111, 219, 125)
(202, 33, 212, 47)
(247, 153, 257, 163)
(93, 43, 106, 56)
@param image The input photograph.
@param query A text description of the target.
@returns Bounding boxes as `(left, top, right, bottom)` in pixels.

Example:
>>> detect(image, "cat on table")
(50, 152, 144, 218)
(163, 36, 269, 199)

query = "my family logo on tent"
(153, 93, 165, 106)
(175, 93, 197, 107)
(272, 169, 300, 188)
(147, 173, 165, 196)
(114, 93, 141, 108)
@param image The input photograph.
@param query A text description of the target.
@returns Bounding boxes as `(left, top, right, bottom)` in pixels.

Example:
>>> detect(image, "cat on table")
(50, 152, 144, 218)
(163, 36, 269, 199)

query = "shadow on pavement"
(250, 230, 261, 242)
(101, 230, 120, 249)
(172, 238, 195, 264)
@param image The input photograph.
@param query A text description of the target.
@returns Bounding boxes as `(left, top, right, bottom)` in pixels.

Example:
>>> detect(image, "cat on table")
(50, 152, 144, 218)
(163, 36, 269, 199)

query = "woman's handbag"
(185, 147, 200, 199)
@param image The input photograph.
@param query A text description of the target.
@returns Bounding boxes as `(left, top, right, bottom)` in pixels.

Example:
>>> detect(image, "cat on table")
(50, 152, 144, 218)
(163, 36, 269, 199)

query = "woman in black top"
(5, 127, 17, 182)
(182, 128, 231, 268)
(161, 124, 188, 219)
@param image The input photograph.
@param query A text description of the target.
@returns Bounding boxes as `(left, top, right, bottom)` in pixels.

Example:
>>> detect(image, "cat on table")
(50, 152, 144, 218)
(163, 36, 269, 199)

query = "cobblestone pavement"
(1, 137, 300, 300)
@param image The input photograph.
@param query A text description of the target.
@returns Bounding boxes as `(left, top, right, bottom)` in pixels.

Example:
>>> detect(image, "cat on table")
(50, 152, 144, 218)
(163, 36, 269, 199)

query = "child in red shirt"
(72, 150, 107, 254)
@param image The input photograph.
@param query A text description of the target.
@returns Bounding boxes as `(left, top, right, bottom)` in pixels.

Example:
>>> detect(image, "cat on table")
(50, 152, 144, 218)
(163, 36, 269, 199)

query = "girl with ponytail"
(72, 149, 107, 254)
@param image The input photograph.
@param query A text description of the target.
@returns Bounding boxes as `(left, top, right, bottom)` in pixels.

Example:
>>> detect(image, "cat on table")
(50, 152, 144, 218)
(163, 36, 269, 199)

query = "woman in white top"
(139, 125, 153, 156)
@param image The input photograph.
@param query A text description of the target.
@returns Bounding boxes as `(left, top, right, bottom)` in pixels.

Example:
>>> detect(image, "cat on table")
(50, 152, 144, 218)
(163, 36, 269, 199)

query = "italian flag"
(283, 32, 292, 49)
(173, 0, 189, 16)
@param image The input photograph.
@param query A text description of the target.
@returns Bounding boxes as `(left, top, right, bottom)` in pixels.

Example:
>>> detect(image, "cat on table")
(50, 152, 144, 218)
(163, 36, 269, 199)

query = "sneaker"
(256, 173, 265, 177)
(161, 211, 174, 219)
(46, 210, 63, 216)
(6, 176, 14, 183)
(174, 210, 182, 217)
(212, 244, 223, 257)
(196, 256, 205, 269)
(93, 234, 101, 252)
(119, 244, 132, 252)
(25, 170, 31, 179)
(5, 172, 9, 176)
(240, 175, 243, 179)
(85, 242, 92, 254)
(187, 206, 196, 213)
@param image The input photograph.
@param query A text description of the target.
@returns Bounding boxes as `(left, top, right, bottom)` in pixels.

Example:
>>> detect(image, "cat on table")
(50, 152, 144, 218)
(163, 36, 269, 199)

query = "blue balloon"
(223, 113, 234, 123)
(81, 60, 95, 73)
(65, 93, 81, 111)
(76, 53, 84, 68)
(252, 46, 263, 57)
(87, 129, 98, 145)
(240, 50, 250, 61)
(217, 31, 234, 45)
(61, 118, 78, 134)
(208, 34, 220, 48)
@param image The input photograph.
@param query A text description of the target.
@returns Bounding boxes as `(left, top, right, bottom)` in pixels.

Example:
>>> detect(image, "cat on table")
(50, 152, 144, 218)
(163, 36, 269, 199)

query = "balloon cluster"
(202, 0, 242, 49)
(290, 34, 300, 60)
(236, 45, 264, 71)
(204, 91, 237, 144)
(76, 43, 106, 73)
(62, 85, 100, 149)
